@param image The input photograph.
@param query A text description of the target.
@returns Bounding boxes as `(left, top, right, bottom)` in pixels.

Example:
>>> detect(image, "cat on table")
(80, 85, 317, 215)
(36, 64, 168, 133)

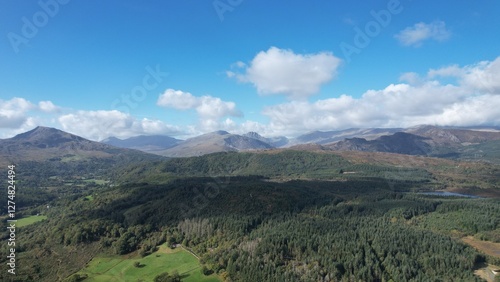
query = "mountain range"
(99, 125, 500, 163)
(2, 125, 500, 164)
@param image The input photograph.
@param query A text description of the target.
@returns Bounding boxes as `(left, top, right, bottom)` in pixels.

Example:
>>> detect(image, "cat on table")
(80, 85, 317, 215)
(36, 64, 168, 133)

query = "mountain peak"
(19, 126, 57, 134)
(9, 126, 88, 149)
(213, 130, 230, 135)
(12, 126, 79, 140)
(244, 131, 263, 139)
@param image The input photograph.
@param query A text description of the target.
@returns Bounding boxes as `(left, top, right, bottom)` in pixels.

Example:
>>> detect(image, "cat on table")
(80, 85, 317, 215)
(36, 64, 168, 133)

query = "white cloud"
(157, 88, 242, 126)
(395, 21, 451, 47)
(428, 57, 500, 93)
(157, 89, 199, 110)
(0, 97, 35, 128)
(399, 72, 423, 85)
(58, 110, 179, 141)
(38, 101, 60, 113)
(195, 96, 241, 119)
(427, 64, 463, 78)
(432, 95, 500, 126)
(459, 58, 500, 93)
(229, 47, 342, 99)
(157, 89, 243, 134)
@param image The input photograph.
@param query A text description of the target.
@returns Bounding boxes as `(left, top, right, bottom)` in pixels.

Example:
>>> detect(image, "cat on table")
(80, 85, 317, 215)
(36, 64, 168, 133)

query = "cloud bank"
(58, 110, 179, 141)
(257, 56, 500, 136)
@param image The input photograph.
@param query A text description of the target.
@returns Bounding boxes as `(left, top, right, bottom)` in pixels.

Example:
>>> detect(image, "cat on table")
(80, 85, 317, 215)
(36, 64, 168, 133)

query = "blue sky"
(1, 0, 500, 140)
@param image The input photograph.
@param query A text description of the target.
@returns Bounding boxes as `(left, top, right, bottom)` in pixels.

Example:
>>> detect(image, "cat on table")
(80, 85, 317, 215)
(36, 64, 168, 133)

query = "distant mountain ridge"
(326, 132, 432, 155)
(321, 126, 500, 163)
(3, 125, 500, 162)
(242, 132, 289, 147)
(406, 125, 500, 145)
(102, 135, 181, 153)
(291, 128, 404, 145)
(0, 126, 160, 165)
(95, 125, 500, 162)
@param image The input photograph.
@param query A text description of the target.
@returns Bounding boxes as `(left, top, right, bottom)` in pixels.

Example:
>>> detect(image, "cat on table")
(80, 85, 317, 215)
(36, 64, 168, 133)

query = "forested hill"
(114, 149, 500, 196)
(115, 150, 437, 186)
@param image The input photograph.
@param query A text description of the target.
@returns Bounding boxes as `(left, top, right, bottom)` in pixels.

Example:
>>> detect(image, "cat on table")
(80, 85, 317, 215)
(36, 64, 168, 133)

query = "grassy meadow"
(17, 215, 47, 227)
(71, 245, 220, 282)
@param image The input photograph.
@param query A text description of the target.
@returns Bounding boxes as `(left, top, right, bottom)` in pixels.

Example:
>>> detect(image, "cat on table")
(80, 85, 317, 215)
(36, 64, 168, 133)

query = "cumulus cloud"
(395, 21, 451, 47)
(157, 88, 242, 120)
(399, 72, 423, 85)
(427, 64, 463, 78)
(38, 101, 60, 113)
(462, 59, 500, 93)
(229, 47, 342, 99)
(58, 110, 179, 141)
(156, 89, 199, 110)
(0, 97, 35, 128)
(431, 58, 500, 94)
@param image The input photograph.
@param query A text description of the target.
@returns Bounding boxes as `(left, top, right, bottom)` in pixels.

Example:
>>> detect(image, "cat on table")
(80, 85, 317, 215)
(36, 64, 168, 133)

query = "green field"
(72, 245, 220, 282)
(17, 215, 47, 227)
